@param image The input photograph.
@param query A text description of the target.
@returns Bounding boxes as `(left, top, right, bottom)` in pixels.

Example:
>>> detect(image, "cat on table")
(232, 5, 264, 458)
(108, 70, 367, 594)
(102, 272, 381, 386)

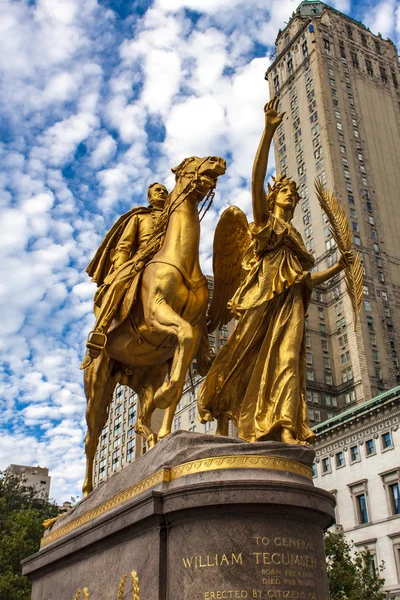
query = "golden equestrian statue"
(82, 156, 226, 495)
(198, 97, 362, 444)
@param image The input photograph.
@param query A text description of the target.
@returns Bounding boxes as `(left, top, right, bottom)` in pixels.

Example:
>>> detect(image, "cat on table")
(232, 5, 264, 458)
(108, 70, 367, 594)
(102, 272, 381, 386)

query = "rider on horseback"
(80, 183, 168, 369)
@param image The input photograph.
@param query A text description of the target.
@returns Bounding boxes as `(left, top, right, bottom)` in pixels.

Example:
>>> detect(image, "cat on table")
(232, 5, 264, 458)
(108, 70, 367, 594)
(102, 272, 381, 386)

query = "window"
(312, 464, 317, 477)
(345, 390, 356, 404)
(205, 420, 213, 432)
(114, 416, 121, 436)
(360, 436, 376, 458)
(342, 366, 353, 383)
(366, 59, 373, 76)
(325, 373, 333, 385)
(392, 71, 398, 88)
(321, 339, 328, 352)
(128, 405, 137, 426)
(99, 458, 106, 478)
(306, 368, 315, 381)
(323, 38, 330, 52)
(351, 52, 359, 68)
(336, 317, 346, 331)
(189, 406, 197, 422)
(112, 449, 120, 471)
(127, 439, 135, 461)
(382, 432, 393, 450)
(350, 445, 360, 462)
(322, 457, 331, 473)
(336, 452, 345, 468)
(389, 483, 400, 514)
(364, 300, 371, 312)
(173, 415, 182, 431)
(307, 390, 319, 404)
(340, 351, 351, 364)
(361, 32, 367, 46)
(357, 494, 369, 524)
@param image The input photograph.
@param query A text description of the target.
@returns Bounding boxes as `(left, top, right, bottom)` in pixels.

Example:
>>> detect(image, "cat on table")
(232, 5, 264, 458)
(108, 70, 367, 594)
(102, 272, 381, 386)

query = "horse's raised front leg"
(142, 297, 194, 409)
(83, 353, 117, 496)
(158, 323, 202, 439)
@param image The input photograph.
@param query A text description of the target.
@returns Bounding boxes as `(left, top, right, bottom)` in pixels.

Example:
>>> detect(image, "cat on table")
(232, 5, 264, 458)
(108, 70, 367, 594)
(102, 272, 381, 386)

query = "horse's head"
(171, 156, 226, 199)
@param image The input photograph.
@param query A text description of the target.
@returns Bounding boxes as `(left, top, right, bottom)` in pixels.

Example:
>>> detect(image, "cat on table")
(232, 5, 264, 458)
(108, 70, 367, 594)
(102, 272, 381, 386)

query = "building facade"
(313, 386, 400, 598)
(7, 464, 51, 500)
(266, 1, 400, 426)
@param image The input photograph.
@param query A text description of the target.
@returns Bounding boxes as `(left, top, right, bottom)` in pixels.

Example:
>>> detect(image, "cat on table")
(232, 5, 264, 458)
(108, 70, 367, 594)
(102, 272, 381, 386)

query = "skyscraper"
(266, 1, 400, 424)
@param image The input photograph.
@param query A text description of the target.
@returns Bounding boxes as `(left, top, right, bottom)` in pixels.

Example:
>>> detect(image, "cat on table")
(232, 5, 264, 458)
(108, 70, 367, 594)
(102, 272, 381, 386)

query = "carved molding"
(42, 455, 312, 548)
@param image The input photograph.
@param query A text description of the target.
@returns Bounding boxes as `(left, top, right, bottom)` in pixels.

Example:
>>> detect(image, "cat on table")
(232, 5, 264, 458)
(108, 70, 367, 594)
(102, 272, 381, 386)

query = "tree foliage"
(325, 529, 389, 600)
(0, 470, 60, 600)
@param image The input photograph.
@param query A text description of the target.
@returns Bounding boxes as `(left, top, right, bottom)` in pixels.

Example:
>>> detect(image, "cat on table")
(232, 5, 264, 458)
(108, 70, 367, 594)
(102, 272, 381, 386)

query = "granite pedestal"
(22, 431, 335, 600)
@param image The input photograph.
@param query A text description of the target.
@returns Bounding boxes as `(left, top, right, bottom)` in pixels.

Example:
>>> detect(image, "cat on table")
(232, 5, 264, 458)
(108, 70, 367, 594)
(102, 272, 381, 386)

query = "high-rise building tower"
(266, 1, 400, 425)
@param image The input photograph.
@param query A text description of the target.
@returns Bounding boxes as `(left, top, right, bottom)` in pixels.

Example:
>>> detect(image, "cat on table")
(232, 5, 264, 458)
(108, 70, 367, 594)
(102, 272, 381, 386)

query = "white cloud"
(363, 0, 397, 39)
(0, 0, 377, 504)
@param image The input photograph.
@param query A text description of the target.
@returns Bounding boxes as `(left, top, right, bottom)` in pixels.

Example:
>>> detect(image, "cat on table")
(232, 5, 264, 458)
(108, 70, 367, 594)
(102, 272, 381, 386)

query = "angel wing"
(315, 179, 363, 330)
(207, 206, 252, 332)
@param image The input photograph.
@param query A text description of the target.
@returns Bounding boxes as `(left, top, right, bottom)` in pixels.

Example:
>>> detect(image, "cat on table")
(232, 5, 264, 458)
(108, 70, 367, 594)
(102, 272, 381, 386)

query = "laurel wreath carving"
(73, 570, 140, 599)
(315, 179, 363, 330)
(73, 589, 89, 600)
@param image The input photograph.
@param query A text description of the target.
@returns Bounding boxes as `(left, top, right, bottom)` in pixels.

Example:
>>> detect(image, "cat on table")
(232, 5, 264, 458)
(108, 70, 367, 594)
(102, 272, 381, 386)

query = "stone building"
(266, 0, 400, 423)
(7, 464, 51, 499)
(312, 385, 400, 598)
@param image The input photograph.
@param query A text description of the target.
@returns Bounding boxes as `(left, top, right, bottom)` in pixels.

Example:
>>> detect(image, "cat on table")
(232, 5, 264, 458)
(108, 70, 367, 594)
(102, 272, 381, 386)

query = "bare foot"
(281, 428, 297, 444)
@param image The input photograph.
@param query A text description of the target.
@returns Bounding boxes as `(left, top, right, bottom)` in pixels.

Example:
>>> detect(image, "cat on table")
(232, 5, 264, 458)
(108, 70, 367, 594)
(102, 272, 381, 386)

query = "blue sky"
(0, 0, 399, 503)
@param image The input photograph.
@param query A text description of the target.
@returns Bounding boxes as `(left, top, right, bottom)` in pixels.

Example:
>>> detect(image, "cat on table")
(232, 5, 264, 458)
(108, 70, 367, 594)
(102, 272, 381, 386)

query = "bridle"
(166, 157, 217, 222)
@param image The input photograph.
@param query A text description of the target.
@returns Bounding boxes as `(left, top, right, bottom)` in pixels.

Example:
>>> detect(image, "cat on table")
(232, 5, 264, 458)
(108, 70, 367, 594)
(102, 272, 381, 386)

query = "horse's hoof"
(158, 428, 170, 441)
(154, 382, 173, 409)
(147, 434, 157, 449)
(82, 479, 93, 496)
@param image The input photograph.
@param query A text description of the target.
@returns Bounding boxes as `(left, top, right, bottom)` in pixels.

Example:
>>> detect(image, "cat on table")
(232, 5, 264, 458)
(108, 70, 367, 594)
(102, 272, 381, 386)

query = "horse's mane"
(131, 158, 198, 271)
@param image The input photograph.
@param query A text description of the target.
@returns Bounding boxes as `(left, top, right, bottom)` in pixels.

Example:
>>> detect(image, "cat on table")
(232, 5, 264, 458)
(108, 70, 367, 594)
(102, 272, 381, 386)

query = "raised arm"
(311, 250, 353, 287)
(252, 97, 285, 228)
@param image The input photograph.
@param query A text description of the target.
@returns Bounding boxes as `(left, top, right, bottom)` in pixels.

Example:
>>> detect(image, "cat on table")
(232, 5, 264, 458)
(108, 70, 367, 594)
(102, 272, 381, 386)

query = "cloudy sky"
(0, 0, 399, 503)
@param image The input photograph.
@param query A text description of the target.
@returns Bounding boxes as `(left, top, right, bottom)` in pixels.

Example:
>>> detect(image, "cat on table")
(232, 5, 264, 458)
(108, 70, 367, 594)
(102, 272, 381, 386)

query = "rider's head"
(148, 183, 168, 209)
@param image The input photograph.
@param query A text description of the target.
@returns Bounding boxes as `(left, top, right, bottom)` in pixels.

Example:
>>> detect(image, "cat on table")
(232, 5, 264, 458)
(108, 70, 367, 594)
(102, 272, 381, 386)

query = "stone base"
(22, 431, 335, 600)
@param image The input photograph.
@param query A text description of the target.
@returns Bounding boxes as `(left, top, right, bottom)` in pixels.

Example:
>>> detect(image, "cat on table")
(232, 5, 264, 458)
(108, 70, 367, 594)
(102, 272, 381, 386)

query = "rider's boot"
(80, 331, 108, 370)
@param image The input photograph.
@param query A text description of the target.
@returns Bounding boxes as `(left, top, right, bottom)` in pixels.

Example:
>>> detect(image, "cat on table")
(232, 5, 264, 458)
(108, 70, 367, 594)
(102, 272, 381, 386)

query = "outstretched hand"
(339, 249, 354, 270)
(264, 97, 285, 131)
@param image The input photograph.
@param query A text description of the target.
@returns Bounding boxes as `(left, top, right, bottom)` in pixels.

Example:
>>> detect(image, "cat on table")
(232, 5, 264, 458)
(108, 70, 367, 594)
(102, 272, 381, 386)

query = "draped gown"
(198, 214, 316, 443)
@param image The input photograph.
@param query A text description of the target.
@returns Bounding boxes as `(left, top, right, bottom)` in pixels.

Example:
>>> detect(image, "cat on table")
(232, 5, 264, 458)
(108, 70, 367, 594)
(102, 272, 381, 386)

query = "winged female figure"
(198, 97, 355, 445)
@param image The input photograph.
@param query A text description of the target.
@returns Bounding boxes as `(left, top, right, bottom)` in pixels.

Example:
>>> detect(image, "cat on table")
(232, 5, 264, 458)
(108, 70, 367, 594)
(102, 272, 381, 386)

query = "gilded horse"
(83, 156, 226, 495)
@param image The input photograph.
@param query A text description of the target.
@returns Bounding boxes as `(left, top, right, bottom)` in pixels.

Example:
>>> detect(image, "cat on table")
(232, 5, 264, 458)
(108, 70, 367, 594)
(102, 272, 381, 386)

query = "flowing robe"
(198, 214, 316, 443)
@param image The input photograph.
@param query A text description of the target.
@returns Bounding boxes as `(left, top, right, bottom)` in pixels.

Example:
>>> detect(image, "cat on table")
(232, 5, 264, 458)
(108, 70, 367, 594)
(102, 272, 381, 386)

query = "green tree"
(0, 470, 60, 600)
(325, 529, 389, 600)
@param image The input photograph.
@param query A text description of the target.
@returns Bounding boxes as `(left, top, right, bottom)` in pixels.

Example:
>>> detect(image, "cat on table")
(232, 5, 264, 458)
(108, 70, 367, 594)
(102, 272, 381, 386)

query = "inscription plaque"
(169, 514, 330, 600)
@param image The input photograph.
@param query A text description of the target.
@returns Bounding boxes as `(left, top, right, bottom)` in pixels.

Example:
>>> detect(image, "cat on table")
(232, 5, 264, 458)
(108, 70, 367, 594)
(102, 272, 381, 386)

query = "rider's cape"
(86, 206, 152, 286)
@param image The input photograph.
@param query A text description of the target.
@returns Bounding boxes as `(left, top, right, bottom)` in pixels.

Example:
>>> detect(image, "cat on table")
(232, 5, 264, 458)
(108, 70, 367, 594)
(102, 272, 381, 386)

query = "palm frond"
(131, 570, 140, 600)
(116, 574, 128, 600)
(315, 179, 363, 330)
